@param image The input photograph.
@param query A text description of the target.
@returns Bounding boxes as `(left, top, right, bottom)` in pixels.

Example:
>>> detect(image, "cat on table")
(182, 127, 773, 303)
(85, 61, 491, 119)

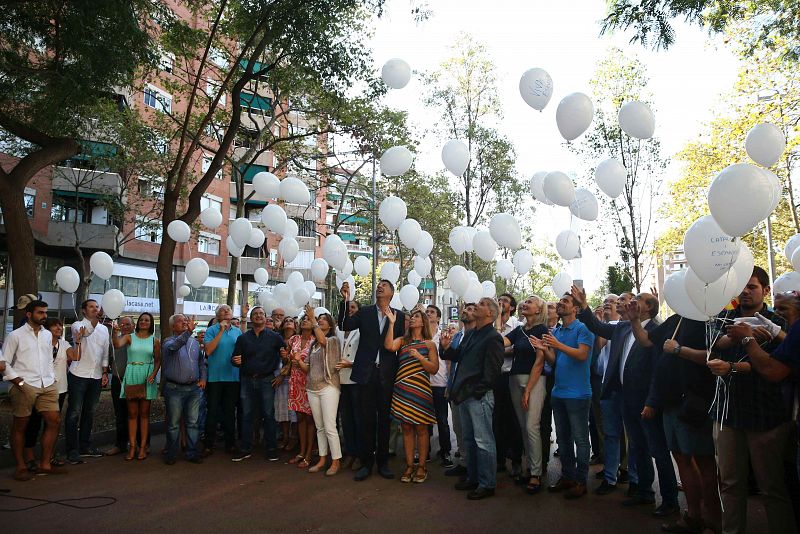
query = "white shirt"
(620, 319, 650, 385)
(597, 320, 619, 381)
(69, 321, 110, 379)
(53, 339, 70, 394)
(500, 317, 518, 373)
(429, 328, 449, 387)
(1, 323, 55, 388)
(340, 329, 360, 385)
(375, 307, 387, 364)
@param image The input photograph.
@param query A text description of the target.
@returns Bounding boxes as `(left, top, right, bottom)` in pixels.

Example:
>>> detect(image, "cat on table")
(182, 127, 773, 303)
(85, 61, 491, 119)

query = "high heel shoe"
(125, 447, 136, 461)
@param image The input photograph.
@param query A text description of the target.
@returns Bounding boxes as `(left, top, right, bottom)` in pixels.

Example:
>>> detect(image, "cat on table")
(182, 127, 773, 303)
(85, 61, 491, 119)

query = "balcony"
(52, 166, 122, 197)
(297, 236, 316, 251)
(41, 221, 119, 250)
(346, 242, 372, 255)
(284, 202, 318, 221)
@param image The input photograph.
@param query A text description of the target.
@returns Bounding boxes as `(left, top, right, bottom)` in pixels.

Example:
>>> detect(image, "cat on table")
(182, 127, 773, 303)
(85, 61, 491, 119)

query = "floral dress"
(287, 335, 312, 415)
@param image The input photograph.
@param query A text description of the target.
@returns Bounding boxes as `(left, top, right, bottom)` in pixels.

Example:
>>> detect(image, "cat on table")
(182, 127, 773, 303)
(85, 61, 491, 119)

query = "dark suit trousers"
(493, 372, 523, 467)
(540, 374, 555, 470)
(358, 366, 393, 469)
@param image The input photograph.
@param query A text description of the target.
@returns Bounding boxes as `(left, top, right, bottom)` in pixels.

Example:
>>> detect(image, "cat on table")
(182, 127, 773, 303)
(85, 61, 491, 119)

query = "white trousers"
(307, 385, 342, 460)
(509, 374, 546, 476)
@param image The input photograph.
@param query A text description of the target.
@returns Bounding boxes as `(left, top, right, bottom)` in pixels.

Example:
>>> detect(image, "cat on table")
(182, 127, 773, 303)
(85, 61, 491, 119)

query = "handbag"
(125, 383, 147, 400)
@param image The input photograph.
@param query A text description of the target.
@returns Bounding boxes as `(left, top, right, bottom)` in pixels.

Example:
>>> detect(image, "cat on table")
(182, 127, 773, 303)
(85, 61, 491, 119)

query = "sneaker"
(266, 449, 280, 462)
(594, 480, 617, 495)
(232, 451, 252, 462)
(441, 456, 454, 468)
(80, 447, 104, 458)
(67, 452, 84, 465)
(445, 464, 467, 477)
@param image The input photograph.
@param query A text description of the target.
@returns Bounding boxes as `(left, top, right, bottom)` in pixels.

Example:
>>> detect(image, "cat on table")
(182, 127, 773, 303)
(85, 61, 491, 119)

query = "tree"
(568, 47, 666, 292)
(598, 264, 636, 296)
(0, 0, 157, 320)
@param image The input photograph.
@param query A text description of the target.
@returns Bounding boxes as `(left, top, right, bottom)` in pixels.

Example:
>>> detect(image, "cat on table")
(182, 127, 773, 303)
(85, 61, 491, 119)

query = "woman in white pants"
(503, 295, 549, 494)
(296, 305, 345, 476)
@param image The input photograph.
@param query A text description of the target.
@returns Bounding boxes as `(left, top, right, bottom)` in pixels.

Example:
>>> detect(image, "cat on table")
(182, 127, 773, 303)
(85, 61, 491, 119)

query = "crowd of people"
(1, 266, 800, 534)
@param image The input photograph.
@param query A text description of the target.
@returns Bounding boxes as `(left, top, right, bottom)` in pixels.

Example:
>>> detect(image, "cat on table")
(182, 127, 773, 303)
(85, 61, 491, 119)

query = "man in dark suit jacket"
(572, 286, 678, 516)
(440, 297, 504, 500)
(338, 279, 405, 481)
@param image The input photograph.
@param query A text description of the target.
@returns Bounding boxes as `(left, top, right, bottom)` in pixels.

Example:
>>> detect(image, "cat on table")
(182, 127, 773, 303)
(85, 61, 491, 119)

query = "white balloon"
(529, 171, 553, 205)
(463, 279, 483, 304)
(732, 243, 755, 295)
(785, 234, 800, 263)
(322, 233, 343, 255)
(292, 287, 310, 306)
(380, 146, 413, 177)
(90, 251, 114, 280)
(260, 204, 287, 234)
(336, 274, 356, 291)
(595, 158, 627, 198)
(279, 176, 311, 205)
(685, 267, 741, 317)
(556, 92, 594, 141)
(254, 267, 269, 286)
(708, 163, 773, 237)
(745, 123, 785, 168)
(463, 227, 477, 252)
(552, 271, 573, 298)
(177, 285, 191, 298)
(441, 140, 470, 176)
(324, 245, 348, 272)
(304, 281, 317, 299)
(448, 265, 469, 296)
(101, 289, 125, 320)
(252, 171, 280, 198)
(185, 258, 209, 288)
(247, 228, 265, 249)
(381, 58, 411, 89)
(473, 231, 498, 262)
(569, 188, 599, 221)
(56, 266, 80, 293)
(337, 257, 353, 277)
(683, 215, 740, 284)
(449, 226, 471, 255)
(519, 68, 553, 111)
(774, 271, 800, 294)
(278, 237, 299, 263)
(380, 262, 400, 284)
(229, 217, 253, 247)
(414, 231, 434, 258)
(513, 249, 534, 275)
(489, 213, 522, 250)
(792, 247, 800, 272)
(200, 207, 223, 229)
(555, 230, 580, 260)
(260, 296, 279, 315)
(378, 195, 408, 230)
(310, 258, 329, 281)
(407, 270, 422, 287)
(662, 270, 708, 321)
(543, 171, 576, 206)
(167, 220, 191, 243)
(283, 219, 299, 239)
(354, 256, 371, 277)
(496, 259, 514, 280)
(618, 101, 655, 139)
(273, 283, 291, 304)
(481, 280, 497, 298)
(761, 169, 782, 214)
(414, 256, 431, 278)
(467, 270, 479, 282)
(226, 236, 244, 257)
(390, 293, 402, 310)
(398, 218, 422, 248)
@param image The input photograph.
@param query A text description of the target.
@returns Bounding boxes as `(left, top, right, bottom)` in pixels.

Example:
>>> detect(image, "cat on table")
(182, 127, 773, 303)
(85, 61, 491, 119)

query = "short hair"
(751, 266, 770, 288)
(499, 292, 517, 312)
(561, 293, 577, 307)
(119, 315, 133, 325)
(250, 306, 265, 318)
(349, 301, 361, 310)
(378, 279, 395, 293)
(25, 299, 48, 313)
(136, 312, 156, 335)
(215, 304, 232, 319)
(604, 294, 619, 301)
(775, 292, 800, 315)
(44, 317, 63, 329)
(640, 293, 659, 318)
(81, 299, 98, 310)
(169, 314, 185, 327)
(426, 304, 442, 319)
(481, 297, 500, 321)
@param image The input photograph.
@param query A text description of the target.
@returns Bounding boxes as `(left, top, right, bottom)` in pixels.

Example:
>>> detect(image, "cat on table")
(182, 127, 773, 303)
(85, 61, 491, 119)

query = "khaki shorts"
(9, 382, 60, 417)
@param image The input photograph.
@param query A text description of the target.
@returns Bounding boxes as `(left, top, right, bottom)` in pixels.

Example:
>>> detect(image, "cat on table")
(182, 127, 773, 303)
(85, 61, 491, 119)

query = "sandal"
(50, 457, 66, 467)
(400, 465, 415, 483)
(297, 458, 309, 469)
(137, 449, 148, 461)
(288, 454, 304, 465)
(525, 475, 542, 494)
(26, 459, 38, 472)
(125, 447, 136, 461)
(412, 466, 428, 483)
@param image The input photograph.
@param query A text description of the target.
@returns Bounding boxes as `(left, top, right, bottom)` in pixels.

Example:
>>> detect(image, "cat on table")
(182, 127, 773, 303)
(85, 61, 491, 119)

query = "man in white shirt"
(493, 293, 523, 477)
(426, 304, 454, 468)
(1, 299, 67, 481)
(65, 299, 110, 464)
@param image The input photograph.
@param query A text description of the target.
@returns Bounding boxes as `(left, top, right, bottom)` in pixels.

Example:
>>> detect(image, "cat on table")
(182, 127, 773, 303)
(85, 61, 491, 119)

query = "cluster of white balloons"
(257, 270, 317, 317)
(447, 265, 494, 303)
(776, 235, 800, 295)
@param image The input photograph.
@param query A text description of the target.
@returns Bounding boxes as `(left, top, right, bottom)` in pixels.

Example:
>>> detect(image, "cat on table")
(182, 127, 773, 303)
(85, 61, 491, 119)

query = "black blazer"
(441, 324, 504, 404)
(338, 301, 405, 385)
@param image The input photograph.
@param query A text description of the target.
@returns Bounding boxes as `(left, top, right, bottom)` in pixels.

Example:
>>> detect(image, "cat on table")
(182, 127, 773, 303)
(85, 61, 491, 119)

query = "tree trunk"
(227, 256, 239, 306)
(0, 183, 38, 326)
(156, 237, 177, 336)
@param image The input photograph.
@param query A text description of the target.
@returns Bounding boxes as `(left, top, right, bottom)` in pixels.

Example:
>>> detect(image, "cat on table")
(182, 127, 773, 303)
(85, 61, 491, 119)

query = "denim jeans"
(432, 386, 451, 455)
(164, 382, 202, 461)
(460, 391, 497, 490)
(339, 384, 361, 458)
(240, 376, 277, 453)
(600, 391, 630, 485)
(65, 373, 102, 455)
(552, 396, 591, 484)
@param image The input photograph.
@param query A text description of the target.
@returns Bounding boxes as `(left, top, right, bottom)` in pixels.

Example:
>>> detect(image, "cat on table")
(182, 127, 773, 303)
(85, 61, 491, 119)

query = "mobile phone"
(574, 279, 584, 290)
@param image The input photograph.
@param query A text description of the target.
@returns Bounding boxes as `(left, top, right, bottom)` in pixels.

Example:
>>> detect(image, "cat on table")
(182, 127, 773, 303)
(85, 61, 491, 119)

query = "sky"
(366, 0, 742, 293)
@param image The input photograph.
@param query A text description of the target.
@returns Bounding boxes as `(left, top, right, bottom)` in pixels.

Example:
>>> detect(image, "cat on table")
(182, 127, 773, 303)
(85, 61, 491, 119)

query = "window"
(206, 78, 226, 107)
(24, 192, 35, 218)
(50, 195, 91, 223)
(159, 52, 175, 73)
(200, 195, 222, 213)
(143, 85, 172, 113)
(137, 177, 164, 200)
(209, 47, 228, 69)
(198, 235, 220, 255)
(293, 217, 315, 237)
(201, 153, 222, 180)
(100, 275, 159, 299)
(234, 129, 260, 149)
(269, 249, 278, 267)
(135, 215, 162, 243)
(192, 285, 227, 303)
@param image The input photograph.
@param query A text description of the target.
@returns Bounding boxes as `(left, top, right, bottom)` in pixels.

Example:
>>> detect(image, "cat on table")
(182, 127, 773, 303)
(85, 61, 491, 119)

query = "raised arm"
(204, 324, 226, 355)
(339, 282, 361, 332)
(162, 330, 192, 353)
(307, 305, 327, 345)
(624, 301, 654, 347)
(572, 286, 616, 340)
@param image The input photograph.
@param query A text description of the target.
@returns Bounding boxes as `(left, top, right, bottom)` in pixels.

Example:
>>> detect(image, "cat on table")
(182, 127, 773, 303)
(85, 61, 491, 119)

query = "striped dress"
(390, 340, 436, 425)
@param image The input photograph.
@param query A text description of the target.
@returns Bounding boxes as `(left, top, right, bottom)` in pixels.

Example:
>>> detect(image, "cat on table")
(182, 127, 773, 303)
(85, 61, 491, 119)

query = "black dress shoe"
(378, 465, 394, 479)
(652, 502, 679, 517)
(187, 456, 203, 464)
(467, 487, 495, 500)
(455, 480, 479, 491)
(445, 464, 467, 477)
(595, 470, 605, 480)
(354, 466, 372, 481)
(622, 495, 656, 507)
(594, 480, 617, 495)
(164, 458, 176, 466)
(626, 482, 639, 497)
(617, 469, 629, 484)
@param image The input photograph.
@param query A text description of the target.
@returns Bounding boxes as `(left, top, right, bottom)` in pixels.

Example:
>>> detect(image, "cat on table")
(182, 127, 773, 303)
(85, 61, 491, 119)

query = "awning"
(229, 197, 268, 207)
(237, 163, 269, 184)
(52, 190, 107, 200)
(339, 232, 356, 242)
(337, 213, 369, 225)
(240, 92, 272, 112)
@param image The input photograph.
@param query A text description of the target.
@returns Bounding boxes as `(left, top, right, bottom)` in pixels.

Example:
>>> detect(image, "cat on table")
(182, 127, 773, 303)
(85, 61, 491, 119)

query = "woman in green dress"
(112, 312, 161, 460)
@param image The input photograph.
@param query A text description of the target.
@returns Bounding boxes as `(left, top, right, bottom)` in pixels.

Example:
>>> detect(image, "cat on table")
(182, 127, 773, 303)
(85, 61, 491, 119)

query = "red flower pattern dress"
(287, 335, 312, 415)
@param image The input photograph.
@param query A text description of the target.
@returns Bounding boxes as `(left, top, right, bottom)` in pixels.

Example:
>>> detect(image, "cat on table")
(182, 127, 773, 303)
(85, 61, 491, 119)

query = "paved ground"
(0, 434, 772, 533)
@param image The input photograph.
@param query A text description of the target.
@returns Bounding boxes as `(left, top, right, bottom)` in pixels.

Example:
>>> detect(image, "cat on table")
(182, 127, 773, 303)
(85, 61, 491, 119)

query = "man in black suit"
(338, 279, 405, 481)
(440, 297, 504, 500)
(572, 286, 678, 516)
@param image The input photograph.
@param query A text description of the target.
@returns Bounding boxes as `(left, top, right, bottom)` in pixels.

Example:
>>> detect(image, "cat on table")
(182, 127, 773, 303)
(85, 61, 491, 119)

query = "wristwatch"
(672, 344, 681, 355)
(741, 336, 755, 346)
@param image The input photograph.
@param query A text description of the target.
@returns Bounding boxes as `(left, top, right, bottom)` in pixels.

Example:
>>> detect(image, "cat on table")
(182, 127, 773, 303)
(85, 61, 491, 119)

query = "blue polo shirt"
(205, 323, 241, 382)
(551, 319, 595, 400)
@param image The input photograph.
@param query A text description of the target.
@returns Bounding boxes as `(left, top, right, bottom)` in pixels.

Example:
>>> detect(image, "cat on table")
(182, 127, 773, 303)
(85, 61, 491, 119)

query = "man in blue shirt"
(202, 305, 241, 457)
(532, 292, 594, 499)
(161, 314, 206, 465)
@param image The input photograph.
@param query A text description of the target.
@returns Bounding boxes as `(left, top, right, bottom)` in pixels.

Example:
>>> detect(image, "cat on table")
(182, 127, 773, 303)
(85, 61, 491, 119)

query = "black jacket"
(338, 301, 405, 386)
(441, 324, 504, 404)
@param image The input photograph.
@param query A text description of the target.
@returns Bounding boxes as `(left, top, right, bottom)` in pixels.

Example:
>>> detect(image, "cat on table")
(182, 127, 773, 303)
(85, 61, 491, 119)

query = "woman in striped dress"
(385, 307, 439, 483)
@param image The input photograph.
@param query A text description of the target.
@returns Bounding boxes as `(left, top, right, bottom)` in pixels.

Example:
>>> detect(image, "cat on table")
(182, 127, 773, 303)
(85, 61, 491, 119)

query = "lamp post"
(757, 89, 781, 285)
(371, 157, 377, 299)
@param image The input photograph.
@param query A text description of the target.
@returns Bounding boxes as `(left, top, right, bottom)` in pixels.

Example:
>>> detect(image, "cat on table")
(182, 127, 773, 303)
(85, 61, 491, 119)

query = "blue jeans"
(240, 376, 277, 453)
(600, 391, 638, 485)
(459, 391, 497, 490)
(339, 384, 362, 458)
(164, 382, 203, 460)
(65, 374, 102, 455)
(626, 396, 678, 505)
(552, 396, 591, 484)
